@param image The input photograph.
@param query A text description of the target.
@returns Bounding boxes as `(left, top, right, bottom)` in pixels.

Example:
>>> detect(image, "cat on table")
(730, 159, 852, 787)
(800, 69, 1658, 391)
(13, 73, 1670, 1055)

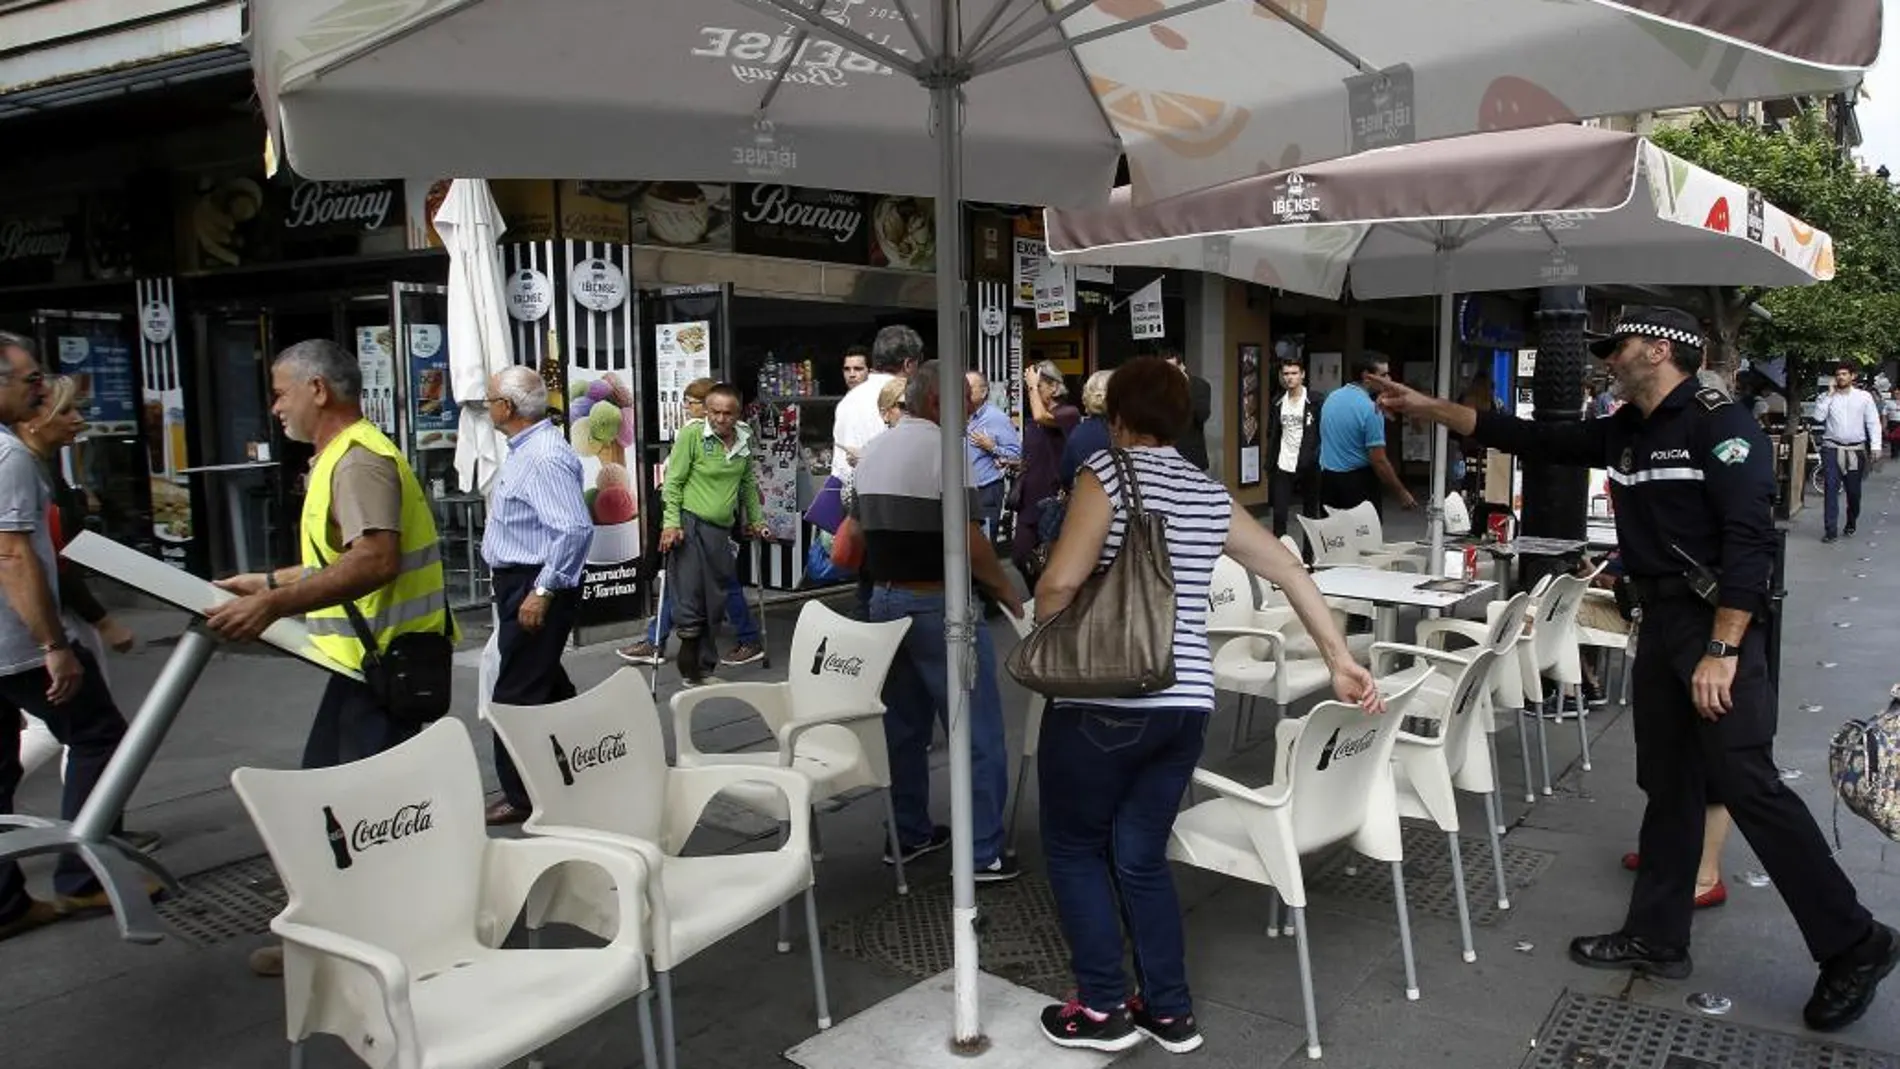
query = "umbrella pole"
(929, 8, 983, 1050)
(1428, 244, 1453, 576)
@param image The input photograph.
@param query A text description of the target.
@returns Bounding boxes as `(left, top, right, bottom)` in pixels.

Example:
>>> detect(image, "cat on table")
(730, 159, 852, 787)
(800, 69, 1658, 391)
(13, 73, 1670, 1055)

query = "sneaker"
(0, 899, 59, 944)
(1038, 999, 1141, 1052)
(1824, 533, 1839, 544)
(974, 856, 1022, 884)
(882, 824, 952, 866)
(1567, 931, 1692, 980)
(1129, 996, 1206, 1054)
(249, 943, 284, 978)
(1805, 923, 1897, 1033)
(720, 643, 766, 667)
(616, 640, 665, 666)
(1846, 524, 1858, 537)
(54, 878, 166, 919)
(1583, 681, 1608, 707)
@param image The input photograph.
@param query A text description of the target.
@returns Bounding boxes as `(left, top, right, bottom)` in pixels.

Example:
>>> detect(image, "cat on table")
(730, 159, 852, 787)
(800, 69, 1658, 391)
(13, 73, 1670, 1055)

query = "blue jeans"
(869, 585, 1009, 867)
(649, 573, 760, 646)
(1040, 704, 1207, 1017)
(1821, 444, 1865, 537)
(975, 480, 1006, 543)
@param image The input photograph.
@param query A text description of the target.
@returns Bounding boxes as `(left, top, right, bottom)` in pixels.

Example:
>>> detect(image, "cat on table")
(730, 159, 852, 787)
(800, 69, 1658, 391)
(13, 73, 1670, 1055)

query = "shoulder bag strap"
(1107, 448, 1147, 519)
(307, 531, 384, 663)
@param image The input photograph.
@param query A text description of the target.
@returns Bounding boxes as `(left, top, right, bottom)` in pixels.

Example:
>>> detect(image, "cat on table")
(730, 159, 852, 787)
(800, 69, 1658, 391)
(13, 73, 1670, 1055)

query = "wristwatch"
(38, 639, 69, 653)
(1705, 639, 1739, 658)
(532, 586, 553, 599)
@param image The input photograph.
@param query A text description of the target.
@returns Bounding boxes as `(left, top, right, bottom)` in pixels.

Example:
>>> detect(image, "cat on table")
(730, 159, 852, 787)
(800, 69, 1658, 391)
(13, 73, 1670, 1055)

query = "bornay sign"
(284, 179, 398, 231)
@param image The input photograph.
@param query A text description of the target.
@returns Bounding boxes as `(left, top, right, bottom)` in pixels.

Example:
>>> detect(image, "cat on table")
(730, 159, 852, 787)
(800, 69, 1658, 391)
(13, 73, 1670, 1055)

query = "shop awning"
(0, 0, 246, 120)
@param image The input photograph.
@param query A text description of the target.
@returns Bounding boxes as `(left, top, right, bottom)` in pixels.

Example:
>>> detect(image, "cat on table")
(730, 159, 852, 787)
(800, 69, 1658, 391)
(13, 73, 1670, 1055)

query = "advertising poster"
(751, 402, 803, 543)
(55, 326, 138, 437)
(732, 184, 869, 264)
(1238, 343, 1263, 487)
(137, 278, 196, 570)
(354, 326, 399, 435)
(866, 195, 934, 271)
(566, 363, 643, 631)
(407, 324, 457, 451)
(654, 321, 713, 441)
(629, 182, 732, 249)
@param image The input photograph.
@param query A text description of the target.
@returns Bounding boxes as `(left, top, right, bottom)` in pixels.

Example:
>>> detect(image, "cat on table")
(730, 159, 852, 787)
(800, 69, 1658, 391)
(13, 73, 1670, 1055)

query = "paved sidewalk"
(3, 482, 1898, 1069)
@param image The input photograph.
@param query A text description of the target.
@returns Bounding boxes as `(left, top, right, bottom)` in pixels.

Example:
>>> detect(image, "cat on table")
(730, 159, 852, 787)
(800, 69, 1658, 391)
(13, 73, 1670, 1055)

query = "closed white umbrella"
(248, 0, 1879, 1047)
(1047, 123, 1838, 570)
(434, 178, 515, 497)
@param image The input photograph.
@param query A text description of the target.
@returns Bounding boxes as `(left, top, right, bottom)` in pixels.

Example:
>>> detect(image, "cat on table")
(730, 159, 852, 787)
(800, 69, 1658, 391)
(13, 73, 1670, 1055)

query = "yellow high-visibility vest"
(301, 419, 455, 669)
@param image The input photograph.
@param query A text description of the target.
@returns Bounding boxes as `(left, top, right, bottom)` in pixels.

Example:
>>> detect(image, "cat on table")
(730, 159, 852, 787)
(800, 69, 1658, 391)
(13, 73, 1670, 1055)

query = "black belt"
(1626, 575, 1700, 605)
(493, 564, 539, 576)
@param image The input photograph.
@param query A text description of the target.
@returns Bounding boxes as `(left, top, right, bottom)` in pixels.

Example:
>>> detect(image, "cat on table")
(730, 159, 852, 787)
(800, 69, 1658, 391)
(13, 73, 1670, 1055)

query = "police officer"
(1372, 307, 1895, 1033)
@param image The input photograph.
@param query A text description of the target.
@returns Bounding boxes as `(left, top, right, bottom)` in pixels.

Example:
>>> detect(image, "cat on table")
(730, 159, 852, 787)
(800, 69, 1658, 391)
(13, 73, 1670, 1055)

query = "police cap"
(1588, 306, 1706, 358)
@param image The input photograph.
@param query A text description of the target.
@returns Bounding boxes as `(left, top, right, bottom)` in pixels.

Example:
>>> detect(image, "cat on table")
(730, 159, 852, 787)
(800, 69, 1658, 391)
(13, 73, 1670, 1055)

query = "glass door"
(390, 282, 486, 608)
(189, 311, 286, 578)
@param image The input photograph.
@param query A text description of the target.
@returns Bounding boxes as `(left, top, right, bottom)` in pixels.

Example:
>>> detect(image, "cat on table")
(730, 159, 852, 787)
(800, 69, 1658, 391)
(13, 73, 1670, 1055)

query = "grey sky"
(1857, 12, 1898, 174)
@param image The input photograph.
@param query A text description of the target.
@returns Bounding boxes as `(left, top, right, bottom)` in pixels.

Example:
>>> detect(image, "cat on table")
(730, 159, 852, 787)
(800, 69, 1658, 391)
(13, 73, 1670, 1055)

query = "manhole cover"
(825, 875, 1073, 997)
(1305, 824, 1554, 926)
(155, 855, 286, 946)
(1521, 991, 1897, 1069)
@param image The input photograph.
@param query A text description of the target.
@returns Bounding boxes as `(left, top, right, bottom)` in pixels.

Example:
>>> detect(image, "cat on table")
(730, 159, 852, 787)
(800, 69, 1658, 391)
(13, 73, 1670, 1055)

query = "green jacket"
(663, 419, 763, 530)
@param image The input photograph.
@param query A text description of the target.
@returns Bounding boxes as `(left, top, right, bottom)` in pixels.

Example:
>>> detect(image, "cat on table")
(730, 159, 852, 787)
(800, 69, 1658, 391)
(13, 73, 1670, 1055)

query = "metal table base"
(0, 626, 219, 943)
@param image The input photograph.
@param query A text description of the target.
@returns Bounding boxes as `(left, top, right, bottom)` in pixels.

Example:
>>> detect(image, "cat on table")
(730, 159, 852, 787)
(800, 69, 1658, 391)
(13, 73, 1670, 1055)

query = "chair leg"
(526, 928, 549, 1069)
(659, 969, 679, 1069)
(1267, 888, 1282, 939)
(883, 789, 909, 896)
(1446, 832, 1475, 964)
(1292, 906, 1322, 1060)
(1575, 686, 1593, 773)
(1517, 707, 1537, 805)
(1005, 756, 1033, 859)
(804, 886, 833, 1029)
(1619, 650, 1632, 706)
(288, 1042, 305, 1069)
(637, 989, 661, 1069)
(1534, 698, 1554, 796)
(1486, 731, 1507, 834)
(1229, 693, 1248, 753)
(811, 806, 825, 862)
(1486, 792, 1511, 912)
(1391, 862, 1420, 1000)
(778, 822, 794, 952)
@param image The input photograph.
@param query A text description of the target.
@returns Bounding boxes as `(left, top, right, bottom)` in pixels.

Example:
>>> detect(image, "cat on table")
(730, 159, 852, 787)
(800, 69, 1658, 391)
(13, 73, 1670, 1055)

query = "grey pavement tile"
(1110, 1000, 1308, 1068)
(1276, 985, 1530, 1069)
(1179, 888, 1409, 1030)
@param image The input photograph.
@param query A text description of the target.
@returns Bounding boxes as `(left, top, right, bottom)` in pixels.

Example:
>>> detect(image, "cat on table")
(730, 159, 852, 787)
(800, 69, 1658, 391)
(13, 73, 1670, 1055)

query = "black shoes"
(1038, 1000, 1141, 1052)
(675, 634, 706, 684)
(1568, 932, 1693, 980)
(1129, 996, 1205, 1053)
(881, 824, 952, 866)
(1846, 524, 1858, 537)
(1824, 533, 1839, 544)
(974, 856, 1022, 885)
(1805, 923, 1898, 1033)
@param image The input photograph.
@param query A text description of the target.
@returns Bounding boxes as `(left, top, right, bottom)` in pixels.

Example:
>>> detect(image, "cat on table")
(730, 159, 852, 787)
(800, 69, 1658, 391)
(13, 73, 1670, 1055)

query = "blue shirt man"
(964, 370, 1022, 540)
(1317, 356, 1416, 517)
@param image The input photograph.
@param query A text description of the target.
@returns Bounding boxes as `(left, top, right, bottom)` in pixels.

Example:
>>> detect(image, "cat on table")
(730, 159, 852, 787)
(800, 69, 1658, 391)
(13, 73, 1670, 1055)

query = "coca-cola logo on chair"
(549, 731, 629, 786)
(323, 800, 434, 870)
(808, 637, 864, 678)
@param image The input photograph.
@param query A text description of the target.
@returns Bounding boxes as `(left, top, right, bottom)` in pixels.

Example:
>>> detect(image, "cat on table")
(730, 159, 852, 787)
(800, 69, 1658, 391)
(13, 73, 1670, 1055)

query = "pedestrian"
(1267, 357, 1323, 538)
(206, 338, 456, 977)
(1058, 370, 1114, 492)
(1373, 306, 1896, 1033)
(853, 362, 1023, 883)
(878, 376, 908, 429)
(965, 370, 1022, 542)
(1162, 351, 1213, 472)
(658, 383, 769, 686)
(477, 366, 592, 827)
(1032, 356, 1380, 1053)
(1813, 361, 1881, 542)
(841, 343, 870, 393)
(0, 334, 140, 945)
(1318, 354, 1416, 518)
(618, 377, 764, 668)
(1013, 360, 1080, 582)
(1883, 387, 1900, 460)
(838, 326, 923, 618)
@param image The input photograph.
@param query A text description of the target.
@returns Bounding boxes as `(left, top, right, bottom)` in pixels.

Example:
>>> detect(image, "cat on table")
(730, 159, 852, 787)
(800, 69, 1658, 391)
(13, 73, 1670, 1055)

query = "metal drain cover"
(1305, 824, 1554, 927)
(825, 875, 1073, 997)
(1523, 992, 1896, 1069)
(155, 855, 286, 946)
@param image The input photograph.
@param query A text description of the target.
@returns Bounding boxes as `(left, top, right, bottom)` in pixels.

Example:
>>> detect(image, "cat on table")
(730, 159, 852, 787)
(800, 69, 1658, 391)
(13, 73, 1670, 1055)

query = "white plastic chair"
(1298, 511, 1421, 573)
(670, 601, 915, 889)
(1576, 587, 1633, 706)
(1322, 501, 1430, 570)
(1002, 600, 1044, 858)
(1207, 554, 1341, 752)
(1169, 678, 1427, 1061)
(231, 718, 656, 1069)
(1370, 643, 1506, 962)
(1441, 492, 1472, 537)
(489, 669, 828, 1069)
(1524, 570, 1598, 788)
(1413, 592, 1534, 830)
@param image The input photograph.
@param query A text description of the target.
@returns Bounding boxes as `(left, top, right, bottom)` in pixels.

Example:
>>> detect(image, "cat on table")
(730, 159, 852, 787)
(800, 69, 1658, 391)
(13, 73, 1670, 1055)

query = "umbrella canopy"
(251, 1, 1879, 207)
(1044, 123, 1837, 297)
(434, 179, 517, 497)
(1046, 122, 1835, 576)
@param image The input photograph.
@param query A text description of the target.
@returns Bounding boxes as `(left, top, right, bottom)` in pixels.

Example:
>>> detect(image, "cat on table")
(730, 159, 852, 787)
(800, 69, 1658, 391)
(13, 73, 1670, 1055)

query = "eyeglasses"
(0, 372, 45, 387)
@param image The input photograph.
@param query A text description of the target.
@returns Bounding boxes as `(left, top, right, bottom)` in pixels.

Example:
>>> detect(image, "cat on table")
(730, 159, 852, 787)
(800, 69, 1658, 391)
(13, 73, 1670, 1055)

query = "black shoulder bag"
(309, 535, 454, 725)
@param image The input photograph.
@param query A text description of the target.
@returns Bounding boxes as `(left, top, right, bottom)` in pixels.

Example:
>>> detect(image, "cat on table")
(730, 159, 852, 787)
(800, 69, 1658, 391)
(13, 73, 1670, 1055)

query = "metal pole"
(929, 3, 983, 1051)
(1427, 244, 1453, 576)
(72, 625, 220, 840)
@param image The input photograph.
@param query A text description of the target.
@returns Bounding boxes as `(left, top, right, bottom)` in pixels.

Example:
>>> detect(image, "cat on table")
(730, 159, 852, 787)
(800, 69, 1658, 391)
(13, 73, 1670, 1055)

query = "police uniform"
(1470, 309, 1882, 1011)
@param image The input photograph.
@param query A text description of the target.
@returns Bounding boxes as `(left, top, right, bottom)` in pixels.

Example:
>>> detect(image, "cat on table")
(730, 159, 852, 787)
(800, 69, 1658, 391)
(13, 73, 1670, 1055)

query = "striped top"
(482, 419, 594, 590)
(1055, 446, 1232, 713)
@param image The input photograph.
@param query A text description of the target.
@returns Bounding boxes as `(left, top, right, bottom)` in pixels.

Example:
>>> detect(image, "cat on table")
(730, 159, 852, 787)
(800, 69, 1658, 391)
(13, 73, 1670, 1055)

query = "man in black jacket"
(1166, 351, 1213, 472)
(1267, 358, 1323, 538)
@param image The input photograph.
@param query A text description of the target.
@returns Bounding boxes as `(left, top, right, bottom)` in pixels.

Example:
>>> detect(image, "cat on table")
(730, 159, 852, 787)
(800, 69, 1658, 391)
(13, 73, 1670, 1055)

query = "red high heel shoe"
(1621, 853, 1727, 909)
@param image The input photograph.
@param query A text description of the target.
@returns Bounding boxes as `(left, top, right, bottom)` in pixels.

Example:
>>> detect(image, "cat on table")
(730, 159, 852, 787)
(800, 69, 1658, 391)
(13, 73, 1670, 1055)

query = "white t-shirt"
(1815, 386, 1882, 448)
(833, 371, 894, 481)
(1276, 391, 1306, 474)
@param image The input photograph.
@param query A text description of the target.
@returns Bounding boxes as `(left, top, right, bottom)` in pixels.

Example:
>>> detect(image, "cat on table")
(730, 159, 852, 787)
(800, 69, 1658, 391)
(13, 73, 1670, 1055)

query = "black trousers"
(1269, 464, 1322, 539)
(1320, 465, 1382, 521)
(0, 646, 126, 918)
(303, 675, 417, 769)
(489, 566, 580, 809)
(1623, 598, 1870, 961)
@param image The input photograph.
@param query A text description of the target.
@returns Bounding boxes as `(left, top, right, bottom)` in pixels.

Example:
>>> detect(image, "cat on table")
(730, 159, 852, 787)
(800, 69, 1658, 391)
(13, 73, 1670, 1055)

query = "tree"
(1650, 110, 1900, 377)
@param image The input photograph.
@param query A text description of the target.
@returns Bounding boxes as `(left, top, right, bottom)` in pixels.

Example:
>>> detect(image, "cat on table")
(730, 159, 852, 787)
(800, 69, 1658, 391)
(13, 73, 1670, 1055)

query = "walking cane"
(751, 536, 772, 670)
(649, 546, 669, 703)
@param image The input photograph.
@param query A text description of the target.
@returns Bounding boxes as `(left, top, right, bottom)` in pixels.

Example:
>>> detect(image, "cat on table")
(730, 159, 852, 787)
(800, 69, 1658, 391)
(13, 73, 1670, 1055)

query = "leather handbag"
(1006, 449, 1177, 699)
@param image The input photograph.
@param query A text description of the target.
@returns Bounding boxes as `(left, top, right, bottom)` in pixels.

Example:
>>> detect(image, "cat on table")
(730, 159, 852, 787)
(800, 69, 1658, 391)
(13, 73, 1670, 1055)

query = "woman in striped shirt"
(1031, 356, 1381, 1055)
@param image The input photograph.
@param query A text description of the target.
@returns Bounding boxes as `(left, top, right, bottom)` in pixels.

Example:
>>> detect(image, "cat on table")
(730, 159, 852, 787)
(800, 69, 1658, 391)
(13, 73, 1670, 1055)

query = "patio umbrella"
(1045, 122, 1837, 572)
(435, 179, 516, 498)
(249, 0, 1878, 1045)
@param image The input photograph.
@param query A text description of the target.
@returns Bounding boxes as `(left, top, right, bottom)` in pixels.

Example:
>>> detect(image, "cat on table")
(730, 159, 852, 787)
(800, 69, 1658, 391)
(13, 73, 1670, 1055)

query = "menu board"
(354, 326, 398, 435)
(654, 321, 713, 441)
(55, 325, 139, 437)
(407, 324, 456, 451)
(1238, 343, 1263, 487)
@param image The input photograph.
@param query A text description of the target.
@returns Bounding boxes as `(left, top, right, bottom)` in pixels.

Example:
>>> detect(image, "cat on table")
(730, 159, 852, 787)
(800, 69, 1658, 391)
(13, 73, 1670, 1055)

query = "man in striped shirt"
(479, 365, 593, 826)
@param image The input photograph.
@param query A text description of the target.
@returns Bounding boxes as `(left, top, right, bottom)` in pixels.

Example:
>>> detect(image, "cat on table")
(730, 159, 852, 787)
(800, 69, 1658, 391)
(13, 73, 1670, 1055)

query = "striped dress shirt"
(482, 419, 593, 590)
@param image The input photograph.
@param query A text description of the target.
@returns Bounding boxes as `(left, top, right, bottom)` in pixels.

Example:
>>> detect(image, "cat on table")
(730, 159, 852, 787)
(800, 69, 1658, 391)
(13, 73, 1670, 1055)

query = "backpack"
(1829, 685, 1900, 843)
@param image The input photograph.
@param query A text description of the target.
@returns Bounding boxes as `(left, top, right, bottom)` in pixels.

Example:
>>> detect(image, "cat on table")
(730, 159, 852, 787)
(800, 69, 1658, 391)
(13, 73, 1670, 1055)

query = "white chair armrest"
(1360, 550, 1421, 573)
(671, 682, 792, 762)
(480, 837, 651, 957)
(1412, 617, 1488, 653)
(273, 919, 418, 1064)
(777, 706, 887, 765)
(1190, 767, 1286, 809)
(1369, 640, 1472, 679)
(664, 765, 814, 853)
